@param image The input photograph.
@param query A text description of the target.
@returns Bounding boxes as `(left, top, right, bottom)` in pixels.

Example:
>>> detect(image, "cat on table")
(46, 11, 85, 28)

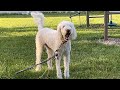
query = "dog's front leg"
(55, 55, 62, 79)
(63, 51, 70, 79)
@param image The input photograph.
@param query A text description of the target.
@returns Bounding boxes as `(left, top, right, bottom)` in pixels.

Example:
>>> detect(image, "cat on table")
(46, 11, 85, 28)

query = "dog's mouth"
(65, 31, 71, 41)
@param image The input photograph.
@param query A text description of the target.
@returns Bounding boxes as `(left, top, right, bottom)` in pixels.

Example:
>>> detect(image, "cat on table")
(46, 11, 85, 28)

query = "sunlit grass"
(1, 13, 120, 79)
(0, 18, 35, 28)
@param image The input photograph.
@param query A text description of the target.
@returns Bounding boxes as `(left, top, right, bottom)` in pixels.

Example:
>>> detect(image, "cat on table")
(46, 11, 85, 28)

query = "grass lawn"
(1, 13, 120, 79)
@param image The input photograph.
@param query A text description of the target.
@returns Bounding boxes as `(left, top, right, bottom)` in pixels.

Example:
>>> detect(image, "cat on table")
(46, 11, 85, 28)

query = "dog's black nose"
(66, 29, 71, 35)
(66, 29, 70, 32)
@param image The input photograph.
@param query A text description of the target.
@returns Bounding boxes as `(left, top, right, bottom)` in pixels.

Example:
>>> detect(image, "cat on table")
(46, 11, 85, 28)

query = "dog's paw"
(64, 71, 70, 79)
(35, 68, 41, 72)
(35, 66, 41, 71)
(64, 75, 70, 79)
(48, 66, 53, 70)
(57, 76, 63, 79)
(57, 74, 63, 79)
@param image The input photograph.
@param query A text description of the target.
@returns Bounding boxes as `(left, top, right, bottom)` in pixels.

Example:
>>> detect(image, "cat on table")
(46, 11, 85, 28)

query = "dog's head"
(57, 21, 77, 41)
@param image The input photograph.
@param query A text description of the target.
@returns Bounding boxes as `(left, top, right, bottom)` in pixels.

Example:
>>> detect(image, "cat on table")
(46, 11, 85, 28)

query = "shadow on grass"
(76, 23, 120, 30)
(6, 66, 56, 79)
(0, 27, 37, 32)
(76, 24, 104, 29)
(0, 68, 57, 79)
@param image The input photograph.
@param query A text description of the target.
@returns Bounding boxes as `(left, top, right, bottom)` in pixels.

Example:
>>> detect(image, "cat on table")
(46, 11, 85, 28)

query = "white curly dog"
(31, 11, 77, 79)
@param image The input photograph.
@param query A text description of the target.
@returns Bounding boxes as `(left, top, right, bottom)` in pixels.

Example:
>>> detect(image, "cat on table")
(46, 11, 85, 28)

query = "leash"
(15, 55, 55, 74)
(15, 40, 68, 75)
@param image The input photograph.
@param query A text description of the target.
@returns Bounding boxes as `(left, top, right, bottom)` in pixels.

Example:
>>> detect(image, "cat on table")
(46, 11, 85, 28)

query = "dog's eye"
(69, 25, 72, 28)
(63, 25, 65, 28)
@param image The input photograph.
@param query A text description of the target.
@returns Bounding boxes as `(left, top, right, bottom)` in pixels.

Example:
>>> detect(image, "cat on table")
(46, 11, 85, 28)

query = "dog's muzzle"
(65, 30, 71, 41)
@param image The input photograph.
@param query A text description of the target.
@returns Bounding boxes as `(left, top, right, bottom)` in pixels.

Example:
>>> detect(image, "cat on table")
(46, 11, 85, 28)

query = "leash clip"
(54, 50, 60, 60)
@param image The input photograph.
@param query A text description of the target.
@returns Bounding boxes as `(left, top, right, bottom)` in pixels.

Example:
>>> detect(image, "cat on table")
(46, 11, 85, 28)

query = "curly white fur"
(31, 11, 77, 79)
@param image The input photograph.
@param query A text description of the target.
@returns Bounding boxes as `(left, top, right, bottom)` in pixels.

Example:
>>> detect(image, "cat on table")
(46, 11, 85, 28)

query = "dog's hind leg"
(35, 37, 44, 71)
(46, 47, 54, 70)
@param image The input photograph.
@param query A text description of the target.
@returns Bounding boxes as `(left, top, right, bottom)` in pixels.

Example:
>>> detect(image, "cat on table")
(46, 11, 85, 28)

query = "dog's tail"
(31, 11, 44, 29)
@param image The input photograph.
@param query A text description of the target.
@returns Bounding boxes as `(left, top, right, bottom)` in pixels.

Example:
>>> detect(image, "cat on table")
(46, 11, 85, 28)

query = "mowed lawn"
(0, 13, 120, 79)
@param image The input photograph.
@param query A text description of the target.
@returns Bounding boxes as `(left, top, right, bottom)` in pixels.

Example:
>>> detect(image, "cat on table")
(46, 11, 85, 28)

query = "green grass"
(1, 13, 120, 79)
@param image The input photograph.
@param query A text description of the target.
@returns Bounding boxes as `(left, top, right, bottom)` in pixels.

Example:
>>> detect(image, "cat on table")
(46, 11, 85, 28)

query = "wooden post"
(107, 13, 109, 23)
(104, 11, 109, 41)
(86, 11, 89, 27)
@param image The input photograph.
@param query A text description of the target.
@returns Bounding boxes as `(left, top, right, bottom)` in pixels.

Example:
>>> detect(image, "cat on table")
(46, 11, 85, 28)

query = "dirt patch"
(98, 38, 120, 46)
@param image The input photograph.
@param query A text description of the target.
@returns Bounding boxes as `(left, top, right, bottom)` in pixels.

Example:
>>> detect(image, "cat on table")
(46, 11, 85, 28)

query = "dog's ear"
(71, 23, 77, 40)
(57, 23, 62, 32)
(57, 23, 63, 40)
